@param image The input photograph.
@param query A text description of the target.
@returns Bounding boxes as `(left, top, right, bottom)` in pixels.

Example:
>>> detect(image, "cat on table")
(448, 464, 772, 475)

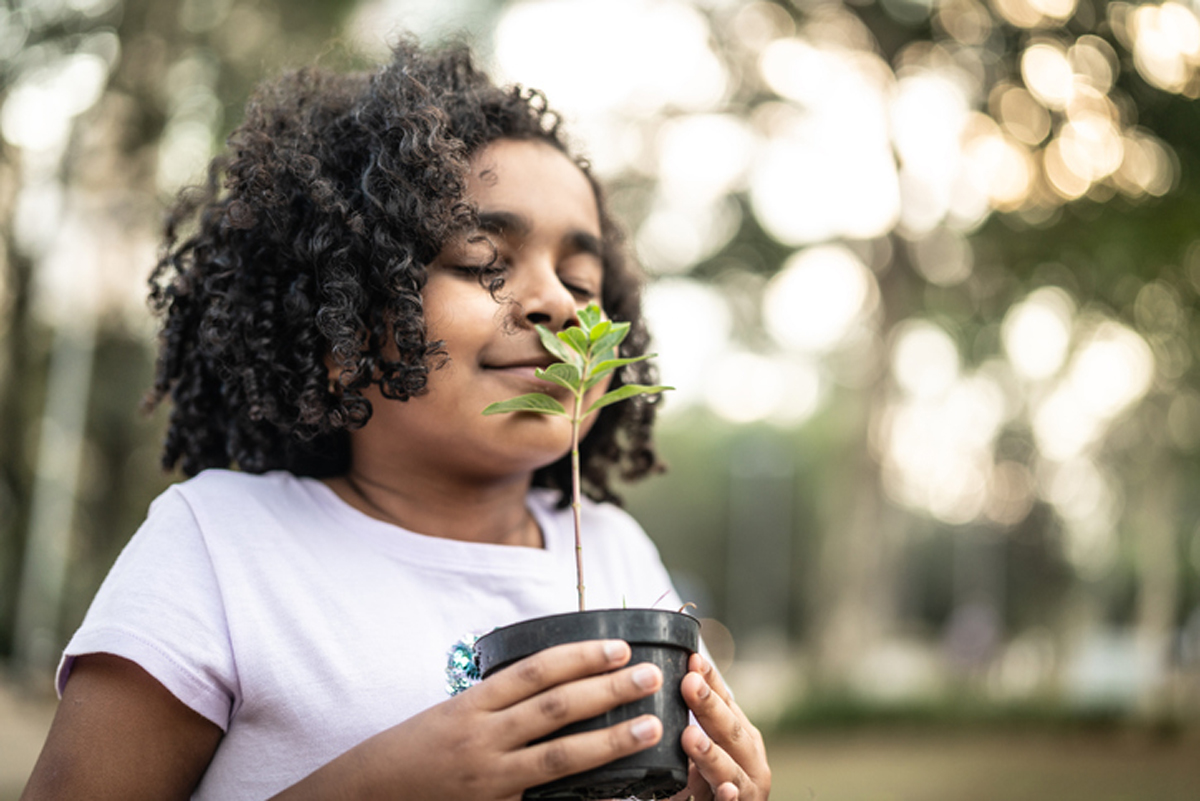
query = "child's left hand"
(671, 653, 772, 801)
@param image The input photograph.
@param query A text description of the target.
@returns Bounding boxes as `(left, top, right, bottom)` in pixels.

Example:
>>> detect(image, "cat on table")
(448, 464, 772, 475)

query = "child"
(23, 38, 770, 801)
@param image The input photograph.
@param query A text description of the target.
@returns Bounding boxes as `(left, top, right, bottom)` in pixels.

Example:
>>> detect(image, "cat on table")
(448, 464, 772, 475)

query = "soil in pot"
(475, 608, 700, 800)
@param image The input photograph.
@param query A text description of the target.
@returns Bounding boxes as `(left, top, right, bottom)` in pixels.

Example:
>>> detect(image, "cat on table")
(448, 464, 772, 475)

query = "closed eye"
(562, 280, 596, 301)
(452, 262, 509, 295)
(453, 263, 508, 279)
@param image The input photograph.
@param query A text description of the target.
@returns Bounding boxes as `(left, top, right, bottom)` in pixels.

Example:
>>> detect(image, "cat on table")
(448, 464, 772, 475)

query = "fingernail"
(696, 731, 712, 753)
(631, 717, 660, 742)
(632, 665, 660, 690)
(695, 677, 710, 700)
(696, 653, 710, 673)
(603, 640, 626, 662)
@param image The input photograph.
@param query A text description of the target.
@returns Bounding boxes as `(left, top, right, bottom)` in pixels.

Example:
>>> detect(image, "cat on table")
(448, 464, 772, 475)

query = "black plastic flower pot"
(475, 608, 701, 800)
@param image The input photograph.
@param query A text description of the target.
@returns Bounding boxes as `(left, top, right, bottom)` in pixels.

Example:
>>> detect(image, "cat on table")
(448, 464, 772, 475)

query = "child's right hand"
(272, 638, 663, 800)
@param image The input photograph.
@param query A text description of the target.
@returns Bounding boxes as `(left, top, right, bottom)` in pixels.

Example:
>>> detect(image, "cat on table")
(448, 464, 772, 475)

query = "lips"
(491, 365, 549, 381)
(485, 359, 556, 372)
(482, 352, 557, 372)
(483, 355, 561, 387)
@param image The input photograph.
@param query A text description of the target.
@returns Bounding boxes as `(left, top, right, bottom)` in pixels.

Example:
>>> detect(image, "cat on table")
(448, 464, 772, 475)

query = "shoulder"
(173, 468, 304, 499)
(129, 470, 330, 564)
(167, 469, 317, 521)
(111, 469, 308, 577)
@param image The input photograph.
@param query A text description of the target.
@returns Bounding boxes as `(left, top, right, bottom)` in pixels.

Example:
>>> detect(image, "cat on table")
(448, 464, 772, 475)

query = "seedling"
(483, 304, 671, 611)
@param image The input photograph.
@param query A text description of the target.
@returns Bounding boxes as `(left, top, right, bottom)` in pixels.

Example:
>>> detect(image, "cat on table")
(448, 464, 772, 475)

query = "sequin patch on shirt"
(445, 632, 482, 696)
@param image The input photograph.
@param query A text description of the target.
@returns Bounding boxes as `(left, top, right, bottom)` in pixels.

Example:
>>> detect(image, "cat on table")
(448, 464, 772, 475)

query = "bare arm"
(21, 653, 223, 801)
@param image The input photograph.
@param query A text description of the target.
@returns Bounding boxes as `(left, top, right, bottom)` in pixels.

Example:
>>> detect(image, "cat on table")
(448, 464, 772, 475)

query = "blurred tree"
(574, 0, 1200, 703)
(0, 0, 363, 671)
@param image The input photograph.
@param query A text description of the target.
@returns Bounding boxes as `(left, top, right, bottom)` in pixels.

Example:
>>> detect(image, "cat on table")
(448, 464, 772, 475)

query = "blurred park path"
(0, 676, 53, 801)
(770, 728, 1200, 801)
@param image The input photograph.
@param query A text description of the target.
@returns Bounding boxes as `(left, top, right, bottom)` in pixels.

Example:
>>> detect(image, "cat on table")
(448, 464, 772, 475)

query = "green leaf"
(590, 353, 652, 377)
(583, 354, 653, 390)
(590, 324, 629, 357)
(578, 304, 603, 330)
(482, 393, 568, 416)
(561, 327, 590, 356)
(586, 383, 673, 414)
(588, 319, 612, 342)
(536, 363, 582, 391)
(583, 374, 609, 391)
(536, 325, 577, 365)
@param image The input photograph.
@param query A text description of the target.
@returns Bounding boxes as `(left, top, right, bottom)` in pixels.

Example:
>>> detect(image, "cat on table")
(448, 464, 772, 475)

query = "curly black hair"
(145, 37, 663, 505)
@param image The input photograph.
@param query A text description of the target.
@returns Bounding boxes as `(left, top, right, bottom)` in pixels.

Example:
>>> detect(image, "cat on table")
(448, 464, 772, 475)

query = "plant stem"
(570, 389, 585, 612)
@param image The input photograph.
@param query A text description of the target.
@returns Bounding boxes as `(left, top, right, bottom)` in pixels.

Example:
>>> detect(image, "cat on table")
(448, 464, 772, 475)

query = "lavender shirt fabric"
(59, 469, 683, 799)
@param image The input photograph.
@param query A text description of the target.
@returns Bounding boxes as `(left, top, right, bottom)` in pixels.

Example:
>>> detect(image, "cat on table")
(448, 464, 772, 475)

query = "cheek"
(586, 372, 613, 399)
(421, 285, 501, 354)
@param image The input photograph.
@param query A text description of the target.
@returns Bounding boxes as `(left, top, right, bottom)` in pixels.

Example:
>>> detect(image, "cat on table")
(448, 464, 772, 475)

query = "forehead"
(466, 139, 601, 236)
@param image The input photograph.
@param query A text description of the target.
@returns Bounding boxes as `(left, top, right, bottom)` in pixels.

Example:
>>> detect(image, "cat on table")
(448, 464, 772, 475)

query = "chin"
(484, 418, 572, 466)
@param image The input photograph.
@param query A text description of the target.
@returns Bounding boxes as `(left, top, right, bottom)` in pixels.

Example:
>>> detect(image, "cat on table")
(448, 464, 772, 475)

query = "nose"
(515, 262, 581, 333)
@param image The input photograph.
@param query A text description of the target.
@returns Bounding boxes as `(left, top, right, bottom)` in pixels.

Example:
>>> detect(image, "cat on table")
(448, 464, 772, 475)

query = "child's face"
(351, 138, 609, 482)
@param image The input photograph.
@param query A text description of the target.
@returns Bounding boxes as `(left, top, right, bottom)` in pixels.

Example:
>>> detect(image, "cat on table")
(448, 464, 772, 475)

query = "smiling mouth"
(492, 365, 546, 379)
(485, 364, 561, 387)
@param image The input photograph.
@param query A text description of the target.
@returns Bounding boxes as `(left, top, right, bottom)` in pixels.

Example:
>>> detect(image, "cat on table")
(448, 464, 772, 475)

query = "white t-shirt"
(58, 469, 683, 800)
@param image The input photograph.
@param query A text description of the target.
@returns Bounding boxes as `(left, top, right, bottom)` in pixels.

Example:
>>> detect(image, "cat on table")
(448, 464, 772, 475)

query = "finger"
(689, 652, 735, 708)
(681, 725, 748, 800)
(667, 762, 714, 801)
(510, 713, 663, 786)
(476, 639, 631, 710)
(502, 661, 663, 743)
(681, 670, 765, 772)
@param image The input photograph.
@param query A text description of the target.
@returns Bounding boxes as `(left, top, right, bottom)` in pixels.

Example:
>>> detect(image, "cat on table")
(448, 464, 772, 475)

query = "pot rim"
(475, 607, 700, 676)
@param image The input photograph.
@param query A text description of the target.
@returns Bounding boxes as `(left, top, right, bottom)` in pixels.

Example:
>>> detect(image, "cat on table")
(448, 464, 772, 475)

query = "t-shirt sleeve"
(56, 486, 238, 730)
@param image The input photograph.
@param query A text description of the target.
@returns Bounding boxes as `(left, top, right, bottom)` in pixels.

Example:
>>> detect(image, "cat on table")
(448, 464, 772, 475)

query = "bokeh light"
(753, 39, 899, 244)
(655, 114, 754, 203)
(993, 84, 1052, 146)
(1002, 286, 1075, 382)
(763, 245, 879, 354)
(1129, 1, 1200, 96)
(1, 49, 111, 150)
(907, 227, 974, 287)
(637, 194, 742, 274)
(892, 70, 971, 234)
(891, 319, 960, 398)
(1031, 318, 1155, 460)
(703, 350, 822, 425)
(642, 277, 733, 413)
(495, 0, 727, 118)
(1022, 41, 1074, 111)
(1040, 457, 1121, 577)
(880, 359, 1010, 525)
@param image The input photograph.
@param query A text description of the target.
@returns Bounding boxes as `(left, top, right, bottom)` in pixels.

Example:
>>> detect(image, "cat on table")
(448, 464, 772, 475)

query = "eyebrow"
(477, 211, 530, 238)
(570, 230, 603, 260)
(477, 211, 603, 260)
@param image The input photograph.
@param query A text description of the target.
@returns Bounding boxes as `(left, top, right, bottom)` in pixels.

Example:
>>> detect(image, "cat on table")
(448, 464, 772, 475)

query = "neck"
(323, 466, 542, 548)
